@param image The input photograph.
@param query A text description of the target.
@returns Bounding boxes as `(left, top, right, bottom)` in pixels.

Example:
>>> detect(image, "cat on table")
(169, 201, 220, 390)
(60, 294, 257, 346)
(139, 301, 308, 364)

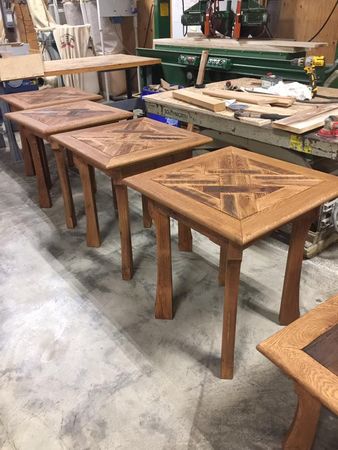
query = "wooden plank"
(172, 89, 225, 112)
(273, 105, 338, 134)
(154, 37, 328, 53)
(203, 89, 295, 107)
(0, 53, 44, 81)
(238, 116, 271, 127)
(43, 54, 161, 78)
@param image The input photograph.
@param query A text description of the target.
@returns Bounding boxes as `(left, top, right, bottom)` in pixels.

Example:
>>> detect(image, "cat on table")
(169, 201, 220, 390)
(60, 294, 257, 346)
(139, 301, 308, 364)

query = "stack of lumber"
(13, 1, 39, 52)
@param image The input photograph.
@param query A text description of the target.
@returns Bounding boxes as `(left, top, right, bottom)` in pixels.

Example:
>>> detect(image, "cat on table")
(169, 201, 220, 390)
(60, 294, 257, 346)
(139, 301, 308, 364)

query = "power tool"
(181, 0, 268, 39)
(291, 56, 325, 97)
(317, 116, 338, 138)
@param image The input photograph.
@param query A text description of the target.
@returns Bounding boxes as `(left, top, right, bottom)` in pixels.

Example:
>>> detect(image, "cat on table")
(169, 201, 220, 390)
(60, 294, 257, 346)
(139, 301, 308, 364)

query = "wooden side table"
(258, 295, 338, 450)
(0, 87, 102, 176)
(6, 100, 132, 227)
(124, 147, 338, 379)
(50, 118, 212, 279)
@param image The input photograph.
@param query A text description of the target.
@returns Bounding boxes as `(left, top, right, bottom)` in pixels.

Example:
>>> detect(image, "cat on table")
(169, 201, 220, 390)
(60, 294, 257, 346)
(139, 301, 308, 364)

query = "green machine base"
(138, 39, 336, 87)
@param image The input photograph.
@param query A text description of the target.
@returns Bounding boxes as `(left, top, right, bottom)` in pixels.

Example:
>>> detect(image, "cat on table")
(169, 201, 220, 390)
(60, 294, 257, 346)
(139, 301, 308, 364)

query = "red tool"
(233, 0, 242, 40)
(317, 116, 338, 138)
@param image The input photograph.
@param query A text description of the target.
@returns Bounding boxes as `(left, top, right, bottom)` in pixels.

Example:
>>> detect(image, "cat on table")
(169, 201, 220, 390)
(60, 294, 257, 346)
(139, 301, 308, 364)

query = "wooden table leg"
(111, 180, 118, 212)
(142, 195, 152, 228)
(75, 157, 101, 248)
(114, 183, 133, 280)
(66, 150, 75, 168)
(219, 245, 227, 286)
(152, 204, 173, 320)
(19, 127, 35, 176)
(178, 222, 192, 252)
(37, 137, 52, 190)
(283, 383, 321, 450)
(221, 242, 243, 379)
(279, 209, 317, 325)
(89, 165, 97, 194)
(28, 133, 52, 208)
(52, 144, 77, 229)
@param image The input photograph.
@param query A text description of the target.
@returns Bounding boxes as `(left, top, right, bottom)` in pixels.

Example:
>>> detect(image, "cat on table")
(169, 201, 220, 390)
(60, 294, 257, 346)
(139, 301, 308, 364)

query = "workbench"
(144, 78, 338, 161)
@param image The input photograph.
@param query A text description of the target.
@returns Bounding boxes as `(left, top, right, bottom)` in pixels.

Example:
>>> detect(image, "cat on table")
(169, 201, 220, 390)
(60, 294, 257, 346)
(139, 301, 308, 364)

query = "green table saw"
(138, 37, 337, 87)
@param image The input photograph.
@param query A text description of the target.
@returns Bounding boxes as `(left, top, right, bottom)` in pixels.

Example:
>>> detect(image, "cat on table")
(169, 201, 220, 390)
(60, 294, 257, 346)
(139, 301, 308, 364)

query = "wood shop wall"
(0, 1, 337, 450)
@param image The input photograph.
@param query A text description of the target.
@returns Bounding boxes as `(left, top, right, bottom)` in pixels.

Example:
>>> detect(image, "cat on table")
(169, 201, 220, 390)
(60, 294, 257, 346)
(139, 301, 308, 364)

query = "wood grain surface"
(0, 87, 102, 110)
(43, 54, 161, 78)
(124, 147, 338, 246)
(304, 324, 338, 376)
(50, 118, 212, 170)
(5, 101, 133, 137)
(154, 37, 327, 53)
(257, 294, 338, 415)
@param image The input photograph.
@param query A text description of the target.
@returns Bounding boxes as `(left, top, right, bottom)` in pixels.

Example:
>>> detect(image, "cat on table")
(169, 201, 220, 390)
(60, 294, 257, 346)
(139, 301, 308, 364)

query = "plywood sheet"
(0, 53, 44, 81)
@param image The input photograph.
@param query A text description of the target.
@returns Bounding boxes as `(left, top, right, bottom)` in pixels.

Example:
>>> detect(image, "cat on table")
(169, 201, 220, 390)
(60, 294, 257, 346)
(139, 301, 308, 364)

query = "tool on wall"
(291, 56, 326, 97)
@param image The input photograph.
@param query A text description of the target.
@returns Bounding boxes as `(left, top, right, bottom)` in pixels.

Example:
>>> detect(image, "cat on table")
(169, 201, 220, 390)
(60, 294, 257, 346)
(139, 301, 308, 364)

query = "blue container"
(142, 86, 179, 127)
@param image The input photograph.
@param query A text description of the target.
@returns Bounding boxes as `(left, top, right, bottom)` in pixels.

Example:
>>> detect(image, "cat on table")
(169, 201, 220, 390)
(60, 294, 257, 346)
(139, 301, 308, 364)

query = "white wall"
(171, 0, 238, 38)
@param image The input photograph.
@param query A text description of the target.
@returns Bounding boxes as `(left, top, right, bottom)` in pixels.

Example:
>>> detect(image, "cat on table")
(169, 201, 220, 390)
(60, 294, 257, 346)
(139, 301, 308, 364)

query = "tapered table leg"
(53, 145, 77, 229)
(142, 195, 152, 228)
(178, 222, 192, 252)
(28, 133, 52, 208)
(152, 205, 173, 320)
(75, 157, 101, 248)
(279, 209, 317, 325)
(19, 127, 35, 176)
(283, 383, 321, 450)
(111, 180, 118, 212)
(114, 183, 133, 280)
(37, 137, 52, 190)
(219, 245, 227, 286)
(221, 242, 243, 379)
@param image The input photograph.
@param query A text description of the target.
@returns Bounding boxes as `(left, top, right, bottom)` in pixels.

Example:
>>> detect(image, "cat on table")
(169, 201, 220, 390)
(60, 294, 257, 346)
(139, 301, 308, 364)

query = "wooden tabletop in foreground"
(0, 87, 102, 110)
(5, 100, 133, 136)
(51, 117, 212, 170)
(43, 54, 161, 77)
(124, 146, 338, 246)
(257, 294, 338, 415)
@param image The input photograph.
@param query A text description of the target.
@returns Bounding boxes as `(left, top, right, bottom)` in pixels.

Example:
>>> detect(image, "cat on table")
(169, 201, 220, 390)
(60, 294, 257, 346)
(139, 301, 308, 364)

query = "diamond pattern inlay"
(152, 152, 321, 220)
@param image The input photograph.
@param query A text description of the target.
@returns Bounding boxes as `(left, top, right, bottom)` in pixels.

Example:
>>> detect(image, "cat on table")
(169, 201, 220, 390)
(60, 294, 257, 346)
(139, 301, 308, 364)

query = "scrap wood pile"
(167, 83, 338, 135)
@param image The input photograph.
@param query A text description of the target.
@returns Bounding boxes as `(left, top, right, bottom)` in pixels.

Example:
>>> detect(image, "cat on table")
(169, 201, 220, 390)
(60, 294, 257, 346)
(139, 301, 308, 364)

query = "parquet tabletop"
(258, 294, 338, 415)
(0, 87, 102, 111)
(6, 100, 133, 137)
(51, 118, 212, 170)
(125, 147, 338, 245)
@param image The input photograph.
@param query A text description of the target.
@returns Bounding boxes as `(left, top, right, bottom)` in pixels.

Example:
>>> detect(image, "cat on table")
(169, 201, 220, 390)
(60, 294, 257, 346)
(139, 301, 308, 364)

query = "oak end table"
(0, 87, 102, 176)
(258, 294, 338, 450)
(124, 147, 338, 379)
(5, 100, 132, 227)
(50, 118, 212, 279)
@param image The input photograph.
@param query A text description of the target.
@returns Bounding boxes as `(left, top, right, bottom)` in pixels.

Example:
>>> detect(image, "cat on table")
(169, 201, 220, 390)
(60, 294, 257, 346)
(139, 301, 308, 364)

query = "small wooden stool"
(50, 118, 212, 279)
(258, 294, 338, 450)
(124, 147, 338, 379)
(0, 87, 102, 177)
(6, 100, 132, 227)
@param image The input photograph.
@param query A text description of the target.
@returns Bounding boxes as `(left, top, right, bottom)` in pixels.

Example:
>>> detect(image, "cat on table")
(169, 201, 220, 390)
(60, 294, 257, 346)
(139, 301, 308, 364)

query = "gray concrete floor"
(0, 148, 337, 450)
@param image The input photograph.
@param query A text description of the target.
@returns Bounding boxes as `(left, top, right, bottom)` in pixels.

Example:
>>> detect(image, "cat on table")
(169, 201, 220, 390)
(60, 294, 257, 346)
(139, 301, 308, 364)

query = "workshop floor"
(0, 149, 337, 450)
